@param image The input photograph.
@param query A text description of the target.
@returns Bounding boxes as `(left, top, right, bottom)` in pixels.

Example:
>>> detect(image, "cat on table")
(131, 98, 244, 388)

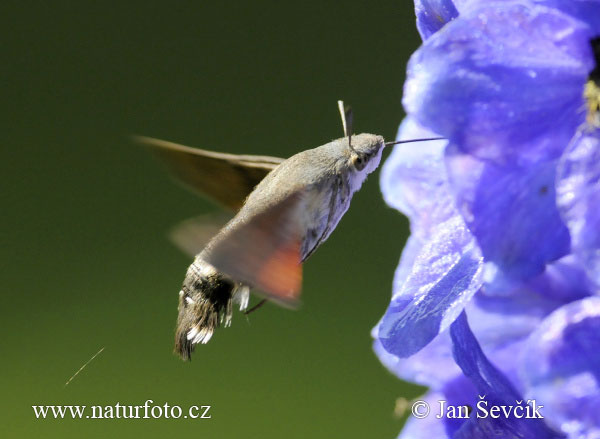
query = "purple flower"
(375, 1, 600, 438)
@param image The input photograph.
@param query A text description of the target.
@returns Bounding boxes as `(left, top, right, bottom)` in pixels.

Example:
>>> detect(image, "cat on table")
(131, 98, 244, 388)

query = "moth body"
(138, 101, 439, 360)
(174, 133, 384, 358)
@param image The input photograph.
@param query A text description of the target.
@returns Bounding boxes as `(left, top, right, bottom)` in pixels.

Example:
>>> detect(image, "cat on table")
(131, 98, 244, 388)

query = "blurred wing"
(169, 213, 232, 257)
(136, 136, 285, 211)
(203, 191, 305, 306)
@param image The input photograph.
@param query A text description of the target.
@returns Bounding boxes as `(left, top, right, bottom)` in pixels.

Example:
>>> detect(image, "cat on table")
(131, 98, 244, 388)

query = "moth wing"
(136, 136, 285, 211)
(203, 191, 305, 306)
(169, 212, 232, 257)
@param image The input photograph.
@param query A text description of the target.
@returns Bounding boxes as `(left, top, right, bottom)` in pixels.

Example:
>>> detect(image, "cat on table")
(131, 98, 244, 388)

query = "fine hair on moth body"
(138, 101, 443, 360)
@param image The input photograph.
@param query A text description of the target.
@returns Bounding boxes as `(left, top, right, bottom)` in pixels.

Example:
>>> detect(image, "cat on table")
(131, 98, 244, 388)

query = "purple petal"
(464, 281, 578, 390)
(378, 216, 483, 358)
(403, 1, 594, 163)
(414, 0, 459, 40)
(391, 235, 424, 296)
(526, 254, 594, 302)
(373, 330, 459, 388)
(395, 264, 581, 389)
(450, 312, 565, 439)
(398, 392, 451, 439)
(441, 375, 479, 436)
(445, 145, 570, 287)
(467, 293, 560, 356)
(373, 279, 554, 389)
(557, 128, 600, 286)
(534, 0, 600, 35)
(420, 257, 589, 387)
(380, 117, 454, 240)
(374, 293, 542, 391)
(521, 297, 600, 438)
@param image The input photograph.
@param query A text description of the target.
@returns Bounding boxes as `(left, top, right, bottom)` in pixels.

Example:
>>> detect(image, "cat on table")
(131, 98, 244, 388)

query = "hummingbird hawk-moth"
(139, 102, 440, 360)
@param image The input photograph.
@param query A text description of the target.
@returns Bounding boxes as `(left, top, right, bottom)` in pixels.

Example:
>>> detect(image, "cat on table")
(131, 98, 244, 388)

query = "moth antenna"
(337, 100, 356, 152)
(384, 137, 446, 147)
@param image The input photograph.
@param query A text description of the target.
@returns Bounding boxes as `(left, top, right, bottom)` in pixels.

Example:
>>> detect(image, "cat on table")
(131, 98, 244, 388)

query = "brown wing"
(168, 213, 233, 257)
(135, 136, 285, 211)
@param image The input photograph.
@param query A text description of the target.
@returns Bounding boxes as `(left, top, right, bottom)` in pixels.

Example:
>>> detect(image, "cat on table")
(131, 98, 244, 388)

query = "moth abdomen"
(174, 259, 249, 360)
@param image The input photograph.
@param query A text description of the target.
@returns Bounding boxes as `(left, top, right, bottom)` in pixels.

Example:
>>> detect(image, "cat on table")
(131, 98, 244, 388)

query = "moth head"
(336, 101, 384, 174)
(347, 133, 385, 174)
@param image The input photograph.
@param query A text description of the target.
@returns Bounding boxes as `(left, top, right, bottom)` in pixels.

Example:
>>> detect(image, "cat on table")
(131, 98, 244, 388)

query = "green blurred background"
(3, 1, 422, 437)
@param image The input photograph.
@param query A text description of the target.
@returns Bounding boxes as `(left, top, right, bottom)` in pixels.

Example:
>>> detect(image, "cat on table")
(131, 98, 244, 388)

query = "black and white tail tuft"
(175, 259, 249, 360)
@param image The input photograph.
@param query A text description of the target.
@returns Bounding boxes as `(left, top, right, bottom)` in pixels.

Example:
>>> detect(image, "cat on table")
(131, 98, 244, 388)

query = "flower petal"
(414, 0, 459, 40)
(450, 312, 565, 439)
(403, 1, 594, 163)
(521, 297, 600, 438)
(557, 128, 600, 286)
(398, 392, 451, 439)
(445, 145, 571, 286)
(534, 0, 600, 35)
(526, 254, 594, 302)
(373, 281, 551, 389)
(467, 291, 561, 354)
(376, 257, 581, 389)
(380, 117, 454, 240)
(391, 235, 425, 296)
(373, 330, 459, 388)
(378, 216, 483, 358)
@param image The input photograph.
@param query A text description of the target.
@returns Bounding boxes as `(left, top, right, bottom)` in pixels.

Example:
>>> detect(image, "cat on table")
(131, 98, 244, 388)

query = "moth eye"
(352, 154, 366, 171)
